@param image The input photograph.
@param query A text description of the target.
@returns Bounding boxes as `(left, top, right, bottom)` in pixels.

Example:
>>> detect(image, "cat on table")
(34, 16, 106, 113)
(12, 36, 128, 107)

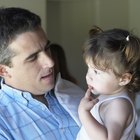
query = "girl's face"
(86, 61, 124, 95)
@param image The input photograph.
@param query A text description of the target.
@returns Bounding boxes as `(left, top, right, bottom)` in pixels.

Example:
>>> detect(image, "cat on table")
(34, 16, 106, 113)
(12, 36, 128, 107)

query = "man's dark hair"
(0, 7, 41, 66)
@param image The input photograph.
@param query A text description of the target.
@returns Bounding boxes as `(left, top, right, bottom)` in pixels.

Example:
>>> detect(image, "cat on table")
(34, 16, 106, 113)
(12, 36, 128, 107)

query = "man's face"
(4, 28, 55, 95)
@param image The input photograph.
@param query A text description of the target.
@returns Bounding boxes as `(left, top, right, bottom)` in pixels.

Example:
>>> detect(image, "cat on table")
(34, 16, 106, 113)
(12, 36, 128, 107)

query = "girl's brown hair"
(83, 26, 140, 94)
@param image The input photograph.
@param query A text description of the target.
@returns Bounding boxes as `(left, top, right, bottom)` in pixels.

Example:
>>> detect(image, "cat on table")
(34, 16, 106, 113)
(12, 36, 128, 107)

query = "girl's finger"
(85, 88, 92, 98)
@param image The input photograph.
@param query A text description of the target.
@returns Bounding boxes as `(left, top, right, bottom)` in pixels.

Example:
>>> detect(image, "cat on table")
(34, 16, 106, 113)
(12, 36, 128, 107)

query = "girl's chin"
(91, 90, 99, 95)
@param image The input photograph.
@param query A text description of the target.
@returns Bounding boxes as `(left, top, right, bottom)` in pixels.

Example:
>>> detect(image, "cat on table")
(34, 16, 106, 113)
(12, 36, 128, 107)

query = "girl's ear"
(119, 73, 132, 86)
(0, 65, 11, 78)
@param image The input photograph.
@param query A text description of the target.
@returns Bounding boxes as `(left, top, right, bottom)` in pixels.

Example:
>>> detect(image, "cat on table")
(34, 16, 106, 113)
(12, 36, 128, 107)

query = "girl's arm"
(78, 90, 132, 140)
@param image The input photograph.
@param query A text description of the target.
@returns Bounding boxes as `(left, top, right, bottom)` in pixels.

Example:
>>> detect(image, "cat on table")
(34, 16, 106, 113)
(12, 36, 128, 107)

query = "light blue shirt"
(0, 80, 80, 140)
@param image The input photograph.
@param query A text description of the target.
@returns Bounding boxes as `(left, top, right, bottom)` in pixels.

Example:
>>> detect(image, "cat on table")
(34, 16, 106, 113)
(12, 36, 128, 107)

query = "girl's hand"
(78, 88, 99, 113)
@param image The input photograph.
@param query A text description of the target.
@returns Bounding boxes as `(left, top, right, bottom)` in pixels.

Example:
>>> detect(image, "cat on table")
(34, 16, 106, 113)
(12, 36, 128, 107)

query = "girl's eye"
(94, 70, 100, 75)
(94, 70, 98, 74)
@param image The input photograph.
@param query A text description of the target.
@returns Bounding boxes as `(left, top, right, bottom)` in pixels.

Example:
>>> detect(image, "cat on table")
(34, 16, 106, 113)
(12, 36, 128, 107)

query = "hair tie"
(126, 35, 129, 41)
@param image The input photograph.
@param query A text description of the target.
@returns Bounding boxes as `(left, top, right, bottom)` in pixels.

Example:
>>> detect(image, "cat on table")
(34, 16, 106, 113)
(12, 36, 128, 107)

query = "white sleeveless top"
(76, 93, 137, 140)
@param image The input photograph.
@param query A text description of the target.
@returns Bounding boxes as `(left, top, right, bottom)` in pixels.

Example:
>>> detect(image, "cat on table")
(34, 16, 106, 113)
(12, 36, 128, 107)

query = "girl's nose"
(86, 73, 93, 81)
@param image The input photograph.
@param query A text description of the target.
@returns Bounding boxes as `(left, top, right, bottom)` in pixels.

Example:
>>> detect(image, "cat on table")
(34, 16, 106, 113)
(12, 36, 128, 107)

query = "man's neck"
(32, 94, 48, 107)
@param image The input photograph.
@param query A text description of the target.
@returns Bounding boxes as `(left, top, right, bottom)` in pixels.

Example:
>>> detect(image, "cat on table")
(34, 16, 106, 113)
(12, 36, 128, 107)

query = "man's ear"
(0, 65, 11, 78)
(119, 73, 132, 86)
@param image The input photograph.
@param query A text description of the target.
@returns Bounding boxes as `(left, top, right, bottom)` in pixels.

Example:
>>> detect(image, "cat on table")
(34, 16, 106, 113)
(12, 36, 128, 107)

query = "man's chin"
(49, 83, 55, 90)
(43, 83, 54, 93)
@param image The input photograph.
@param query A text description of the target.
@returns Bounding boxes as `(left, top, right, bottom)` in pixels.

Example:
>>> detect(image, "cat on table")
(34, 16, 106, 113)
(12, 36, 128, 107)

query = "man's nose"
(40, 52, 54, 68)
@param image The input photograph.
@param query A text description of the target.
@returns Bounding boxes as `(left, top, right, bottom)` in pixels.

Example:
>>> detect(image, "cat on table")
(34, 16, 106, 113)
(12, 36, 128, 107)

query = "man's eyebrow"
(24, 50, 40, 62)
(24, 41, 51, 62)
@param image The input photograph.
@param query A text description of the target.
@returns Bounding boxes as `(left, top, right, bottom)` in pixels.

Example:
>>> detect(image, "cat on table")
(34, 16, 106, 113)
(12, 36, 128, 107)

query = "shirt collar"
(1, 79, 34, 104)
(0, 79, 52, 104)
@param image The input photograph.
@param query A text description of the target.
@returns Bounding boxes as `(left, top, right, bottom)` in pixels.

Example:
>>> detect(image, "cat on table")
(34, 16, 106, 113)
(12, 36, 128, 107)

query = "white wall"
(95, 0, 129, 30)
(129, 0, 140, 36)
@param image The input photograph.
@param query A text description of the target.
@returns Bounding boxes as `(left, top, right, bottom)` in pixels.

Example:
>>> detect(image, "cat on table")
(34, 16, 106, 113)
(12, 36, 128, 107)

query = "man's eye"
(29, 55, 38, 62)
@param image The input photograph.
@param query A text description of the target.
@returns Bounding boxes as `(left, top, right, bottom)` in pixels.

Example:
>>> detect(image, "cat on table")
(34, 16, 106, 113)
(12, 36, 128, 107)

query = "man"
(0, 7, 84, 140)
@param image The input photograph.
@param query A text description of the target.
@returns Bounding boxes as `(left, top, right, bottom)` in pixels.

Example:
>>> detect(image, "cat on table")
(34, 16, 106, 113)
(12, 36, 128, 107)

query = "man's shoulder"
(0, 86, 15, 108)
